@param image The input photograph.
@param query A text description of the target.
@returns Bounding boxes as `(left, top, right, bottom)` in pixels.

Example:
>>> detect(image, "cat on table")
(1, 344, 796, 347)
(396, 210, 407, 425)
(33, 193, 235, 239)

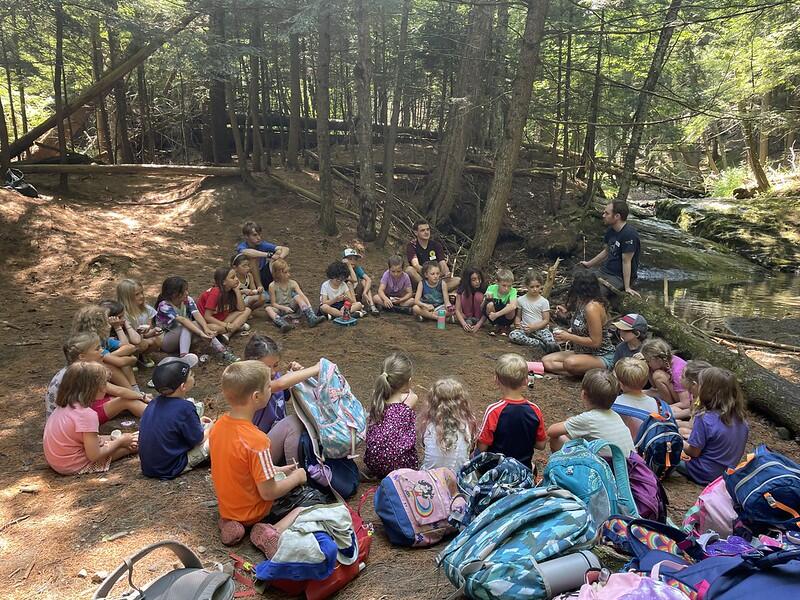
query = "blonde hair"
(56, 362, 108, 408)
(614, 357, 649, 389)
(496, 268, 514, 283)
(222, 360, 271, 405)
(418, 378, 476, 453)
(641, 338, 673, 368)
(63, 332, 101, 364)
(370, 353, 413, 423)
(697, 367, 747, 425)
(682, 360, 712, 388)
(582, 368, 619, 409)
(72, 304, 111, 344)
(271, 258, 290, 282)
(117, 278, 148, 328)
(495, 353, 527, 389)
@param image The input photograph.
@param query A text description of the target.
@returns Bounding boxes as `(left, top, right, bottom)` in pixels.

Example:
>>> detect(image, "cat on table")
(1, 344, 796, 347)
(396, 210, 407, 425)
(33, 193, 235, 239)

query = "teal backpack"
(436, 487, 595, 600)
(541, 438, 639, 526)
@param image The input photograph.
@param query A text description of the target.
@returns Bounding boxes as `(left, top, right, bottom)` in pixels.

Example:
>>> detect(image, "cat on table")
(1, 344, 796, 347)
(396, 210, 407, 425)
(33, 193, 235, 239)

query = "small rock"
(19, 484, 40, 493)
(201, 500, 218, 508)
(77, 569, 88, 579)
(92, 571, 109, 584)
(776, 427, 792, 440)
(197, 546, 206, 554)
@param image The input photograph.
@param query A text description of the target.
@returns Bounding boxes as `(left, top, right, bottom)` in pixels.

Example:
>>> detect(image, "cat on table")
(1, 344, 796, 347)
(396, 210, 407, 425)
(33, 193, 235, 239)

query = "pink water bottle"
(342, 300, 352, 321)
(437, 307, 446, 329)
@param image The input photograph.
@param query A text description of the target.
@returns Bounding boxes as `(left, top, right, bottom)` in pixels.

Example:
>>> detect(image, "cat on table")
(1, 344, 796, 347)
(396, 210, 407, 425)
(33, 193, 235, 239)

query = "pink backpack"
(575, 572, 690, 600)
(682, 475, 737, 537)
(372, 467, 458, 547)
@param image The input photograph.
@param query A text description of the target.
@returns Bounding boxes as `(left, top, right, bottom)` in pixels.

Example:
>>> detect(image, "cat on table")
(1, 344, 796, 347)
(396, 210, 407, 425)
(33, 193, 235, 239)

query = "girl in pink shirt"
(455, 267, 487, 333)
(641, 338, 689, 407)
(43, 362, 138, 475)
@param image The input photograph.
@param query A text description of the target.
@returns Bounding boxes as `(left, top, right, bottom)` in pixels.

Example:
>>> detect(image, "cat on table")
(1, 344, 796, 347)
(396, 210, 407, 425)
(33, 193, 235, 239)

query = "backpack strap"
(92, 540, 204, 600)
(612, 404, 652, 420)
(586, 439, 639, 518)
(657, 399, 675, 420)
(164, 570, 233, 600)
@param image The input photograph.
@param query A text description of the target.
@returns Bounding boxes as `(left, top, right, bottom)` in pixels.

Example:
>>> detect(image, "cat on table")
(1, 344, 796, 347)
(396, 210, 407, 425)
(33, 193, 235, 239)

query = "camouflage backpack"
(436, 487, 595, 600)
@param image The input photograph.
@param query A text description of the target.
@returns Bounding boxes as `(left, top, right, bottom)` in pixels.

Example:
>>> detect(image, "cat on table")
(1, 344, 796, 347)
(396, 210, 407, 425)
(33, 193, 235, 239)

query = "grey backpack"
(92, 540, 234, 600)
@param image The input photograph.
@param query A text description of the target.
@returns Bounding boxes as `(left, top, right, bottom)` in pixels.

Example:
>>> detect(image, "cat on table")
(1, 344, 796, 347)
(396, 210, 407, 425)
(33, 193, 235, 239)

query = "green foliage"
(707, 166, 750, 197)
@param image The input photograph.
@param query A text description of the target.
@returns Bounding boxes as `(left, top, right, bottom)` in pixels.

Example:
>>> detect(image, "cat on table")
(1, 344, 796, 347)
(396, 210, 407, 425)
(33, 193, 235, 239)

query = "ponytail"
(369, 353, 413, 423)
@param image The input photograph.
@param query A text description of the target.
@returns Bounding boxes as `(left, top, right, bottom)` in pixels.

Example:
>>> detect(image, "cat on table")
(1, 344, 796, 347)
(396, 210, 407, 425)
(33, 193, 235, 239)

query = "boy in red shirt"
(476, 353, 546, 471)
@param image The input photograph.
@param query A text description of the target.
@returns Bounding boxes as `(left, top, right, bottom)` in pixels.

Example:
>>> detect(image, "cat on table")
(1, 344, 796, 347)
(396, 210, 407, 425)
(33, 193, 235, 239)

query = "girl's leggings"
(267, 415, 303, 466)
(509, 327, 556, 349)
(161, 324, 193, 355)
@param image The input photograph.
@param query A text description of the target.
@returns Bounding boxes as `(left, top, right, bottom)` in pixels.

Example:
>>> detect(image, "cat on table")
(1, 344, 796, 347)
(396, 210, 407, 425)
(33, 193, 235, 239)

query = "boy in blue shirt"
(235, 221, 289, 290)
(139, 355, 213, 479)
(342, 247, 380, 315)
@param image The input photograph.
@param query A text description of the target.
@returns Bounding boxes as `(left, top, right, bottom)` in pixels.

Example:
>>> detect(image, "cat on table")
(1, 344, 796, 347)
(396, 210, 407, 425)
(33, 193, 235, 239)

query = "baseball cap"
(342, 248, 361, 259)
(152, 354, 198, 393)
(612, 313, 649, 334)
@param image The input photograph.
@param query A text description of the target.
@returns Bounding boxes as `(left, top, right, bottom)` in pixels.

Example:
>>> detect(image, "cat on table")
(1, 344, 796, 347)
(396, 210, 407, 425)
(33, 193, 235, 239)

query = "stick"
(6, 341, 42, 347)
(707, 331, 800, 353)
(543, 257, 561, 300)
(663, 276, 669, 309)
(0, 514, 29, 532)
(23, 560, 35, 580)
(1, 320, 23, 331)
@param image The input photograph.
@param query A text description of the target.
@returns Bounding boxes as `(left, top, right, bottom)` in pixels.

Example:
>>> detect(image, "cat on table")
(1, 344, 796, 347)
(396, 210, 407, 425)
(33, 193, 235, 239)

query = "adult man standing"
(405, 219, 461, 289)
(581, 201, 641, 297)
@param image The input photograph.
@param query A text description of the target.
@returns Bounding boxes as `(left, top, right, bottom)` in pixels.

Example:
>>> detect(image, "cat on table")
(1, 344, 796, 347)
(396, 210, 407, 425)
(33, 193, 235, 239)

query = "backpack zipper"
(638, 431, 681, 453)
(733, 460, 800, 497)
(741, 473, 800, 508)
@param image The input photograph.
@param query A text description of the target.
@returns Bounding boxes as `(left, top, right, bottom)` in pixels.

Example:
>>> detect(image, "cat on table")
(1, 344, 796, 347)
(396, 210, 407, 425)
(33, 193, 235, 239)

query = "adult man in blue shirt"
(581, 201, 641, 297)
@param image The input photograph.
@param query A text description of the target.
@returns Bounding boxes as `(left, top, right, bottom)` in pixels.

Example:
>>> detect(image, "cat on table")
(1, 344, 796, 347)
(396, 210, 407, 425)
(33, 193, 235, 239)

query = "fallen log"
(615, 293, 800, 435)
(708, 331, 800, 354)
(16, 164, 240, 177)
(334, 161, 561, 178)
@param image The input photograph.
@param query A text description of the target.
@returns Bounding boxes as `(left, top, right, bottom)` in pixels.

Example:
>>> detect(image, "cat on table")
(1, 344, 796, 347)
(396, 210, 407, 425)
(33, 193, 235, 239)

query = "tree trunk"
(740, 101, 771, 191)
(0, 28, 18, 140)
(136, 61, 156, 162)
(208, 6, 229, 163)
(468, 0, 550, 268)
(54, 0, 69, 190)
(548, 18, 562, 216)
(0, 94, 9, 174)
(759, 90, 770, 165)
(354, 0, 377, 241)
(249, 18, 264, 172)
(558, 2, 573, 209)
(316, 5, 338, 235)
(579, 8, 604, 205)
(704, 132, 720, 174)
(225, 82, 249, 181)
(105, 1, 135, 164)
(288, 31, 302, 170)
(490, 1, 510, 153)
(90, 17, 114, 162)
(616, 0, 682, 203)
(377, 0, 411, 247)
(10, 14, 27, 137)
(424, 1, 493, 225)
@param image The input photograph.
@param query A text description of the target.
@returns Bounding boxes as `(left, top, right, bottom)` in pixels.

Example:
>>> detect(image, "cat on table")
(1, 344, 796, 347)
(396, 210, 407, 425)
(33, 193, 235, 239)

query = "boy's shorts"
(91, 394, 113, 425)
(183, 438, 210, 472)
(319, 301, 345, 315)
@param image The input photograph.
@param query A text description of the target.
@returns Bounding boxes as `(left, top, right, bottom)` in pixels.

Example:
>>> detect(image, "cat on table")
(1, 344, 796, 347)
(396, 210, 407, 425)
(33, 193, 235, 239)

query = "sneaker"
(308, 313, 326, 328)
(146, 378, 155, 388)
(369, 305, 380, 316)
(353, 310, 368, 319)
(250, 523, 281, 559)
(417, 315, 424, 322)
(219, 350, 239, 364)
(395, 305, 413, 315)
(240, 323, 251, 332)
(219, 518, 245, 546)
(216, 333, 230, 345)
(139, 355, 155, 369)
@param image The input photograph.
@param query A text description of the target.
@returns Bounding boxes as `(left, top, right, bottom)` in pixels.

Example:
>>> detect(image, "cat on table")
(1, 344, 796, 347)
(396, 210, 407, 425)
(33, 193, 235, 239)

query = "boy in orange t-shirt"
(210, 360, 317, 556)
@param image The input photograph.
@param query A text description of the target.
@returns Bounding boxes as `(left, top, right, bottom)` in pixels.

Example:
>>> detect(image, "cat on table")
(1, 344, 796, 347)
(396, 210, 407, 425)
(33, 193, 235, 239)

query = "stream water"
(631, 216, 800, 330)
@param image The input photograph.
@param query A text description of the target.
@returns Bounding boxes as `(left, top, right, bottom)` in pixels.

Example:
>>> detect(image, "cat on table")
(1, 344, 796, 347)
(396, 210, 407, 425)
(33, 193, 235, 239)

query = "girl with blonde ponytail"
(364, 353, 419, 477)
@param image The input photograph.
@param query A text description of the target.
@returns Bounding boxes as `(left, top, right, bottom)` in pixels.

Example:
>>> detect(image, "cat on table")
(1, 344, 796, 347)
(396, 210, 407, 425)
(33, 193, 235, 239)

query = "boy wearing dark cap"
(139, 355, 213, 479)
(611, 313, 649, 367)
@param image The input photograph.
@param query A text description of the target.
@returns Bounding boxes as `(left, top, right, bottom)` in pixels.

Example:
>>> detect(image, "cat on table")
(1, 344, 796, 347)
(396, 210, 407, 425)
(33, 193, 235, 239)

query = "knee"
(563, 356, 585, 376)
(651, 370, 668, 385)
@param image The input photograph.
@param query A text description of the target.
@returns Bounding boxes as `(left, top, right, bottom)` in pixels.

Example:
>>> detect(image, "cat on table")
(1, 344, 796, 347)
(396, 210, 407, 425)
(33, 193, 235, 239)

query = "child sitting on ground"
(680, 367, 749, 485)
(319, 261, 365, 319)
(611, 313, 648, 366)
(364, 353, 419, 478)
(373, 254, 414, 314)
(547, 369, 634, 455)
(45, 332, 150, 419)
(235, 221, 289, 290)
(412, 261, 453, 322)
(43, 362, 138, 475)
(139, 355, 214, 479)
(641, 338, 689, 407)
(267, 258, 326, 331)
(232, 253, 267, 310)
(72, 304, 138, 392)
(343, 247, 380, 316)
(476, 353, 546, 471)
(612, 356, 660, 440)
(484, 268, 518, 334)
(155, 276, 235, 363)
(675, 359, 712, 438)
(197, 266, 253, 339)
(116, 278, 163, 367)
(455, 266, 486, 333)
(210, 360, 308, 554)
(509, 271, 556, 351)
(418, 378, 475, 471)
(244, 334, 319, 466)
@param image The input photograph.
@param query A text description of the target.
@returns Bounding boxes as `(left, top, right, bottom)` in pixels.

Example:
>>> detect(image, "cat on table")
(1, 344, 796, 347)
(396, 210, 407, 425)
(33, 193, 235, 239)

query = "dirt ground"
(1, 172, 798, 600)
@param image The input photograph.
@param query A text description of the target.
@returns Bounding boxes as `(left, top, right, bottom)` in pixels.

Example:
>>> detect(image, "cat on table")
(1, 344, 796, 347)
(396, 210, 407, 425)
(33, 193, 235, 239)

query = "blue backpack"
(541, 439, 639, 526)
(454, 452, 534, 527)
(634, 400, 683, 478)
(298, 432, 360, 500)
(653, 547, 800, 600)
(436, 487, 595, 600)
(723, 445, 800, 532)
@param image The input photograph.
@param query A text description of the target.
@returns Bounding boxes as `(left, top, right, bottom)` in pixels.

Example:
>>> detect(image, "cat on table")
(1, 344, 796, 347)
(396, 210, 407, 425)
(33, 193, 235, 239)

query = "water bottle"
(342, 300, 352, 321)
(528, 372, 536, 389)
(437, 307, 446, 329)
(536, 550, 600, 596)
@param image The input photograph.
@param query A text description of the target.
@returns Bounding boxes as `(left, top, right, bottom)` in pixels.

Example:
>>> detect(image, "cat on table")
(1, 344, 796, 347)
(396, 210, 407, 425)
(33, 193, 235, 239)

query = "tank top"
(273, 281, 295, 306)
(421, 280, 444, 306)
(364, 400, 419, 478)
(570, 302, 615, 356)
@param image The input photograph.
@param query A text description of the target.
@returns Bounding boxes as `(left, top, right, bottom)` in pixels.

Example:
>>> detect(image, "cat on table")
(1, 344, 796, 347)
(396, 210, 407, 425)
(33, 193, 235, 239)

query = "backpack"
(455, 452, 534, 526)
(634, 400, 683, 478)
(93, 541, 234, 600)
(683, 476, 738, 538)
(542, 439, 639, 526)
(574, 571, 690, 600)
(625, 451, 668, 522)
(651, 547, 800, 600)
(436, 487, 596, 600)
(290, 358, 366, 460)
(599, 517, 706, 572)
(373, 467, 458, 547)
(4, 168, 38, 198)
(298, 431, 360, 500)
(723, 445, 800, 532)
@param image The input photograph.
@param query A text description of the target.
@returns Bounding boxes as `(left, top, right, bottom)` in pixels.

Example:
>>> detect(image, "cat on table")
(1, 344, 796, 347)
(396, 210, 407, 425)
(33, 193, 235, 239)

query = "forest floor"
(1, 171, 799, 600)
